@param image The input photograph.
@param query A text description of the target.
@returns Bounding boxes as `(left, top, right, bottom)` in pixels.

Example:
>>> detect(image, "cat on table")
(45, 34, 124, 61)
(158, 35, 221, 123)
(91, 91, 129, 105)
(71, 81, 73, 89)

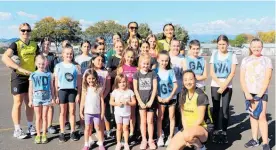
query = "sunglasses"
(20, 29, 32, 33)
(129, 27, 138, 30)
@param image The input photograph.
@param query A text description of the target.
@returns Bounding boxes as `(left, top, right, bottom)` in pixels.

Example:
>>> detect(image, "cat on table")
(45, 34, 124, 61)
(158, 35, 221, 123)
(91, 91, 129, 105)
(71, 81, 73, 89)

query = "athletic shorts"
(115, 115, 130, 125)
(10, 72, 29, 95)
(249, 93, 268, 102)
(33, 99, 51, 107)
(159, 99, 177, 107)
(58, 89, 77, 104)
(85, 114, 100, 126)
(138, 100, 157, 112)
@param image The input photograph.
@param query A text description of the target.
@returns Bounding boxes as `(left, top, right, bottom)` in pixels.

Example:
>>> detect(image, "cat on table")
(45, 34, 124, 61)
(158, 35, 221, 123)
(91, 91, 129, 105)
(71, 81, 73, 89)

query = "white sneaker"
(26, 125, 36, 136)
(13, 129, 28, 139)
(157, 136, 164, 147)
(165, 137, 171, 146)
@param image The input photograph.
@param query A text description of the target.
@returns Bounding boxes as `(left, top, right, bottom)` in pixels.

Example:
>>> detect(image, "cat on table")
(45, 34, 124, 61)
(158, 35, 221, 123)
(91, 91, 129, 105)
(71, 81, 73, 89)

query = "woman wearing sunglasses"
(126, 21, 141, 45)
(2, 23, 40, 139)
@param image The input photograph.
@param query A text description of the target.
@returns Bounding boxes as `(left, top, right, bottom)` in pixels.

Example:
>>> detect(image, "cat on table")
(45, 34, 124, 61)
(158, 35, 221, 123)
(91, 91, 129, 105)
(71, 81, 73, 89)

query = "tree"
(31, 17, 82, 51)
(138, 23, 152, 40)
(258, 30, 275, 43)
(84, 20, 127, 44)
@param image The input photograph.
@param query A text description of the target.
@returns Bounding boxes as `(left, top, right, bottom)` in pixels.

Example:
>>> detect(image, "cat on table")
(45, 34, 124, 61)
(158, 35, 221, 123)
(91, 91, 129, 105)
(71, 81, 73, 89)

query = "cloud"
(79, 19, 94, 30)
(0, 12, 12, 20)
(16, 11, 38, 19)
(188, 17, 275, 35)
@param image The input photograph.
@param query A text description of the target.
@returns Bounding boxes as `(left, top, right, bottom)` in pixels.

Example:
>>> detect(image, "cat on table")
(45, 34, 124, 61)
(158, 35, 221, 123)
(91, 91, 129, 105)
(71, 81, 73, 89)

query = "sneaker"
(34, 135, 41, 144)
(124, 144, 130, 150)
(48, 125, 57, 134)
(27, 125, 36, 136)
(244, 139, 259, 148)
(98, 145, 105, 150)
(221, 131, 228, 144)
(262, 144, 271, 150)
(41, 135, 48, 144)
(157, 136, 164, 147)
(140, 140, 148, 150)
(164, 137, 171, 146)
(65, 122, 71, 130)
(115, 143, 121, 150)
(13, 129, 28, 139)
(212, 130, 220, 144)
(59, 133, 66, 143)
(70, 131, 79, 141)
(82, 146, 89, 150)
(148, 140, 157, 149)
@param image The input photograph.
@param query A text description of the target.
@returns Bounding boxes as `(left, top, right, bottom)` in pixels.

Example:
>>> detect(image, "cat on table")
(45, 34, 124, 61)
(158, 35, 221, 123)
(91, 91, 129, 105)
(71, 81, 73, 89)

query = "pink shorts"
(115, 115, 130, 125)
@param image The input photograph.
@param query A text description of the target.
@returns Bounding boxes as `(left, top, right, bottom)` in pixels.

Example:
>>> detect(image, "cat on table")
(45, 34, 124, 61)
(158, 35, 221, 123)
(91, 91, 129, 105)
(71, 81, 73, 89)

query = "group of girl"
(2, 22, 273, 150)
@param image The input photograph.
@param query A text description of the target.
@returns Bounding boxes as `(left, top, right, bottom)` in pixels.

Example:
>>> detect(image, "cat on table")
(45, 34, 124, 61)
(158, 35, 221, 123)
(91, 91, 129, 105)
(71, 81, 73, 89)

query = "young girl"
(240, 39, 273, 150)
(155, 50, 178, 147)
(140, 41, 157, 69)
(80, 69, 105, 150)
(133, 54, 158, 150)
(87, 54, 112, 139)
(28, 55, 55, 144)
(146, 34, 159, 58)
(116, 49, 137, 137)
(110, 74, 136, 150)
(128, 36, 140, 57)
(75, 41, 92, 74)
(183, 40, 208, 91)
(168, 39, 185, 135)
(40, 37, 58, 134)
(54, 44, 81, 142)
(210, 35, 238, 144)
(107, 40, 124, 78)
(158, 23, 175, 51)
(107, 33, 122, 60)
(167, 70, 210, 150)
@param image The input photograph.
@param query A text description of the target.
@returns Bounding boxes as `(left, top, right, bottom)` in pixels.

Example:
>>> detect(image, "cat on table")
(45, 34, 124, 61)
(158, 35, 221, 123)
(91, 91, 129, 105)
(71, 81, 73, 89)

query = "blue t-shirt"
(29, 71, 52, 100)
(155, 68, 177, 99)
(186, 56, 205, 75)
(55, 62, 78, 89)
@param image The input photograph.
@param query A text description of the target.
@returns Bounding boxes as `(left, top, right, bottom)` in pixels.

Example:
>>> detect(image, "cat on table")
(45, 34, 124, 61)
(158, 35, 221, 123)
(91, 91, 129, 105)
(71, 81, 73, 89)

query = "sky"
(0, 1, 275, 39)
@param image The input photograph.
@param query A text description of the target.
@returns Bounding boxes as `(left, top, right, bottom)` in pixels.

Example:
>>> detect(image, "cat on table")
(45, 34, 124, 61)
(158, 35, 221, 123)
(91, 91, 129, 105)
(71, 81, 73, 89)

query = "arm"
(181, 107, 186, 129)
(50, 74, 55, 103)
(165, 82, 178, 102)
(194, 105, 206, 126)
(109, 95, 117, 106)
(116, 67, 123, 75)
(133, 79, 145, 108)
(76, 67, 82, 103)
(79, 89, 86, 119)
(240, 67, 253, 100)
(220, 64, 237, 88)
(147, 78, 157, 106)
(182, 58, 187, 71)
(100, 91, 105, 120)
(103, 76, 111, 99)
(28, 80, 33, 107)
(127, 95, 137, 106)
(196, 60, 208, 81)
(258, 68, 273, 97)
(54, 74, 59, 104)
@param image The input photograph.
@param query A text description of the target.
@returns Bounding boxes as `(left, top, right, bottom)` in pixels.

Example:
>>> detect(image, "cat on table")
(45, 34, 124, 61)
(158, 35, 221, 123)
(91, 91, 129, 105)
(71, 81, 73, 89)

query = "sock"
(98, 141, 103, 146)
(14, 124, 20, 130)
(84, 142, 89, 147)
(27, 122, 33, 128)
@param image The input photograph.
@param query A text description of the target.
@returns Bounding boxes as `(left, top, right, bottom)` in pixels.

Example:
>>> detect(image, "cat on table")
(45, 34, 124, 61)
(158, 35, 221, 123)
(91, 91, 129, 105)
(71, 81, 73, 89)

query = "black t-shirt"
(107, 55, 121, 78)
(44, 52, 56, 73)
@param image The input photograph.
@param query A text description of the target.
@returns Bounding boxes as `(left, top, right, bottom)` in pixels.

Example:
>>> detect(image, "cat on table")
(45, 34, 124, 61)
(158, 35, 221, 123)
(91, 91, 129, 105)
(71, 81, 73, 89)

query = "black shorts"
(249, 93, 268, 102)
(104, 94, 113, 121)
(138, 100, 157, 112)
(159, 99, 177, 107)
(58, 89, 77, 104)
(10, 72, 29, 95)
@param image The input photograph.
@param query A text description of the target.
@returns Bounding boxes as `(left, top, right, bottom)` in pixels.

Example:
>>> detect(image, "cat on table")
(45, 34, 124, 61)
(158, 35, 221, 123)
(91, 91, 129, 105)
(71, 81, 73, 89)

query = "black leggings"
(211, 87, 232, 132)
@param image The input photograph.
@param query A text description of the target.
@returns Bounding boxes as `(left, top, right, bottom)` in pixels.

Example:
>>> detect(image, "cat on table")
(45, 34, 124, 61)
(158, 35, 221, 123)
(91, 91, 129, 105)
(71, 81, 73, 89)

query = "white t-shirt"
(111, 89, 134, 117)
(84, 87, 102, 114)
(75, 55, 92, 74)
(170, 54, 184, 94)
(241, 56, 273, 94)
(209, 51, 238, 88)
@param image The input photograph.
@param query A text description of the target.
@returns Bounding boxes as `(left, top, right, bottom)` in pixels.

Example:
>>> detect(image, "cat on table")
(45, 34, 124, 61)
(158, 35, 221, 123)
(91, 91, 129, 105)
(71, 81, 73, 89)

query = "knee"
(123, 126, 129, 132)
(183, 134, 194, 143)
(13, 101, 22, 108)
(147, 119, 153, 125)
(117, 126, 123, 132)
(258, 113, 267, 122)
(170, 115, 175, 121)
(158, 114, 164, 121)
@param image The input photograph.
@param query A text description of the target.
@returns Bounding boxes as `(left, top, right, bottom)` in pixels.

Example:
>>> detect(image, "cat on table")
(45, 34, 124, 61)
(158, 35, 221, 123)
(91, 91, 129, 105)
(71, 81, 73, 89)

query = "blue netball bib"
(30, 71, 52, 100)
(213, 51, 232, 78)
(186, 56, 205, 75)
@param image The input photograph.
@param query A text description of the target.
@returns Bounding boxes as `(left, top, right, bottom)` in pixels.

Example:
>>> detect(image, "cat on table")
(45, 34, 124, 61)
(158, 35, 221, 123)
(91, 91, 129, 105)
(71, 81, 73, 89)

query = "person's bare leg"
(47, 106, 54, 128)
(258, 101, 268, 144)
(23, 93, 33, 122)
(147, 112, 155, 141)
(59, 104, 68, 133)
(68, 102, 76, 132)
(157, 105, 165, 138)
(168, 105, 176, 138)
(130, 106, 136, 135)
(12, 94, 23, 126)
(42, 106, 49, 135)
(34, 106, 42, 136)
(249, 101, 259, 140)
